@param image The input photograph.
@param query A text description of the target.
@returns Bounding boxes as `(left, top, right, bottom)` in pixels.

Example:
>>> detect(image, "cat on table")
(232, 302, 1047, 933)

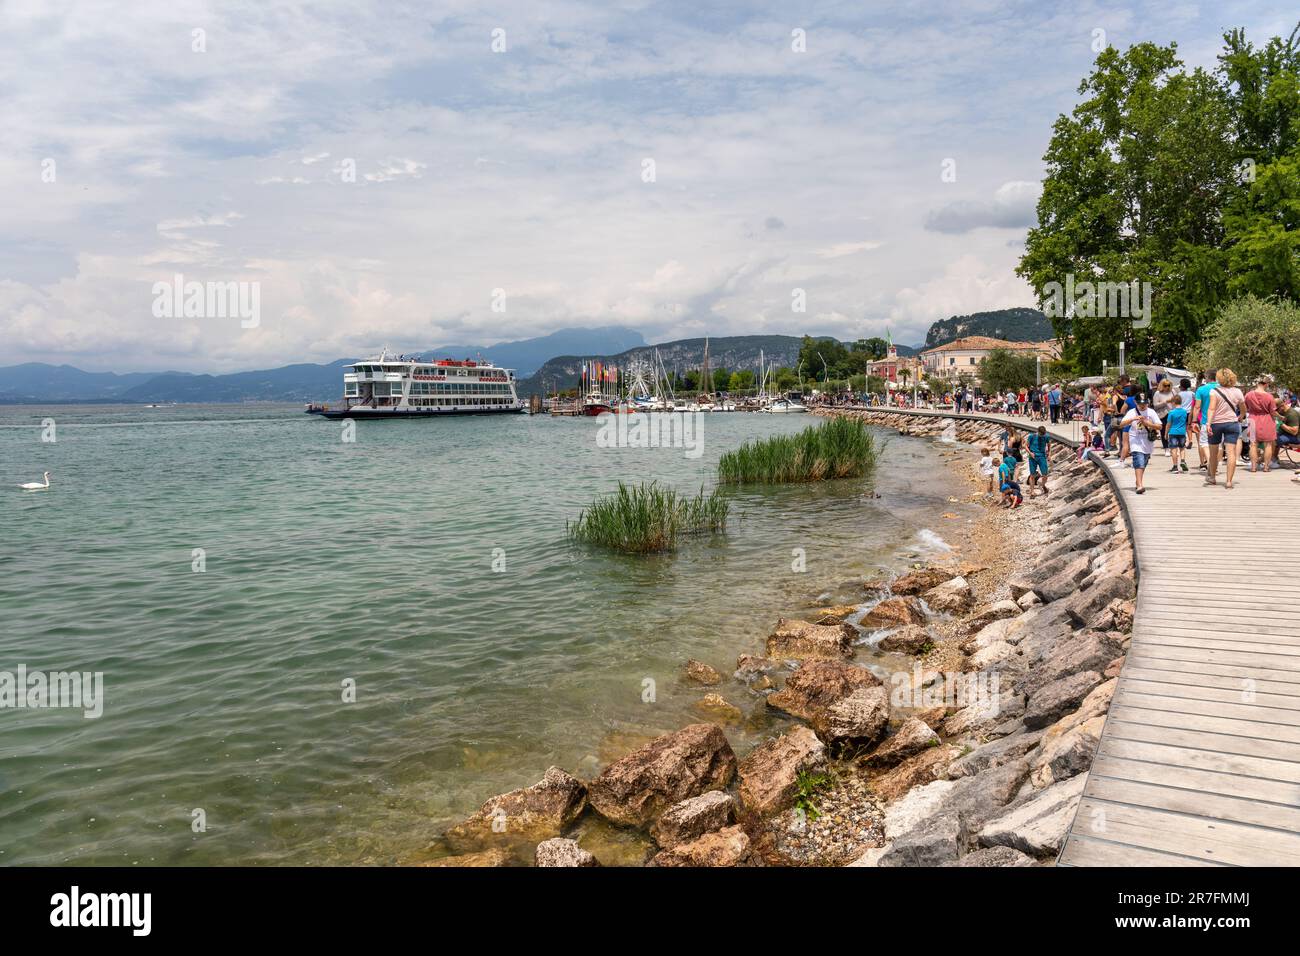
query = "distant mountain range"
(1, 311, 1043, 403)
(924, 308, 1050, 349)
(430, 326, 646, 377)
(0, 327, 645, 404)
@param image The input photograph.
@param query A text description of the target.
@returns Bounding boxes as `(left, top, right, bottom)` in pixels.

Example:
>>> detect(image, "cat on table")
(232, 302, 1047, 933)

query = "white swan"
(19, 471, 51, 491)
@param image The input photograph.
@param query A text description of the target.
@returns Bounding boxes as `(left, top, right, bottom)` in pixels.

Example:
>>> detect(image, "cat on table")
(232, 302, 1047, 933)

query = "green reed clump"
(717, 416, 878, 484)
(567, 482, 730, 553)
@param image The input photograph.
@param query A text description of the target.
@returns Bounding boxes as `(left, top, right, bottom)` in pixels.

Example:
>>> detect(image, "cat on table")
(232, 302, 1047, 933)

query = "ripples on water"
(0, 403, 974, 864)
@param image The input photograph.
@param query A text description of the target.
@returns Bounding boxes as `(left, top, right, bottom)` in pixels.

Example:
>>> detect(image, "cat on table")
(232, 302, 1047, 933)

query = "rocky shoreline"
(426, 409, 1136, 867)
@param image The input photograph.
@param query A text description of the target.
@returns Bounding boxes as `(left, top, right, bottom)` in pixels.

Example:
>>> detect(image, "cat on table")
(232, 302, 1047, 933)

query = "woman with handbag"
(1205, 368, 1247, 489)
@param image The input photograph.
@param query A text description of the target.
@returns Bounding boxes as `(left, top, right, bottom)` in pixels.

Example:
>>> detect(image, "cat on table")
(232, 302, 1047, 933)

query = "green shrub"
(567, 481, 729, 554)
(718, 417, 878, 484)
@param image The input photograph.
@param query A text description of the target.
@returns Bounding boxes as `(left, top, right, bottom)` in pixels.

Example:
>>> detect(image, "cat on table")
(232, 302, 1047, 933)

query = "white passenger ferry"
(311, 350, 526, 419)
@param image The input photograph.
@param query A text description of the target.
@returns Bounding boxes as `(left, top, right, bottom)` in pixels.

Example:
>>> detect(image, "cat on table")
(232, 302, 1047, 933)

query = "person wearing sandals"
(1119, 395, 1161, 494)
(1205, 368, 1246, 489)
(1245, 376, 1278, 473)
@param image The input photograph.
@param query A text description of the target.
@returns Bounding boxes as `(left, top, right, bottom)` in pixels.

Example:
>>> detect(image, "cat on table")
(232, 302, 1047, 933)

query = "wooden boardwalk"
(865, 406, 1300, 866)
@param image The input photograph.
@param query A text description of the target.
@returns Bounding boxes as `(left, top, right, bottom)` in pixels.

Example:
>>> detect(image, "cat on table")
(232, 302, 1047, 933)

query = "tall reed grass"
(567, 482, 730, 553)
(717, 416, 878, 484)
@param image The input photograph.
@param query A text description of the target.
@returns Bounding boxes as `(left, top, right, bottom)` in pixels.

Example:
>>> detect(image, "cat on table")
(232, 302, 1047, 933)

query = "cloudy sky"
(1, 0, 1294, 372)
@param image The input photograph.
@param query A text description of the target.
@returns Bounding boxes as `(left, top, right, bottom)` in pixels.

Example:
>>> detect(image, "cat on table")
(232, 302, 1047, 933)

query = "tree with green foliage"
(1019, 26, 1300, 373)
(726, 370, 755, 392)
(978, 348, 1039, 394)
(1186, 295, 1300, 389)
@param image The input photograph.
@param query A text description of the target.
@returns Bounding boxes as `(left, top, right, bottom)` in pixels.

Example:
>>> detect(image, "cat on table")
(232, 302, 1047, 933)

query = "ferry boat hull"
(318, 405, 524, 420)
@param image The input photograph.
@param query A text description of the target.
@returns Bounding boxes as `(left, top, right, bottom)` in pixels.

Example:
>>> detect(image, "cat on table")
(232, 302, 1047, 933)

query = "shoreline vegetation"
(567, 481, 730, 553)
(432, 409, 1136, 866)
(568, 418, 879, 554)
(718, 416, 878, 485)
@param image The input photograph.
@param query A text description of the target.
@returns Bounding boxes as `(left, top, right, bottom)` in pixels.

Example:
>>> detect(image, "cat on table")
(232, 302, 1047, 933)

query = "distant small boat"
(766, 398, 808, 414)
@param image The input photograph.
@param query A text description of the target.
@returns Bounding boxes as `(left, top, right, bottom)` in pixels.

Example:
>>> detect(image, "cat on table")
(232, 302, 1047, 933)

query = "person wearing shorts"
(998, 455, 1022, 508)
(1026, 425, 1051, 496)
(1165, 402, 1188, 473)
(1120, 395, 1161, 494)
(1205, 368, 1246, 488)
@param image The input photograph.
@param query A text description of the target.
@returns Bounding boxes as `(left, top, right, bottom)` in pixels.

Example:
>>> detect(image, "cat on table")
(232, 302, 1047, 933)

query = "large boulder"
(648, 825, 751, 867)
(965, 640, 1019, 674)
(1056, 575, 1136, 625)
(923, 576, 973, 615)
(766, 660, 883, 741)
(890, 567, 956, 595)
(945, 729, 1043, 779)
(877, 624, 933, 654)
(1088, 598, 1135, 633)
(978, 773, 1089, 856)
(826, 687, 892, 745)
(693, 693, 743, 724)
(1033, 554, 1092, 603)
(650, 791, 736, 848)
(1030, 715, 1105, 788)
(1038, 525, 1112, 564)
(869, 745, 963, 801)
(962, 600, 1022, 634)
(1023, 672, 1103, 729)
(736, 726, 827, 815)
(587, 724, 737, 827)
(534, 838, 599, 867)
(877, 813, 967, 866)
(942, 846, 1037, 867)
(684, 659, 722, 685)
(942, 689, 1026, 738)
(766, 618, 855, 660)
(813, 604, 861, 624)
(444, 767, 587, 849)
(860, 596, 928, 629)
(1014, 631, 1123, 698)
(862, 717, 939, 769)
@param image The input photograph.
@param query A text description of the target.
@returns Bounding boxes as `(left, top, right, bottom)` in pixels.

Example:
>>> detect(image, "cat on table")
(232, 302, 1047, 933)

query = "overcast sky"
(1, 0, 1294, 372)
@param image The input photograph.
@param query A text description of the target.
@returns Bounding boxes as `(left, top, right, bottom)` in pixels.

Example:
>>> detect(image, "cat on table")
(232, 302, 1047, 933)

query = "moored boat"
(313, 349, 526, 419)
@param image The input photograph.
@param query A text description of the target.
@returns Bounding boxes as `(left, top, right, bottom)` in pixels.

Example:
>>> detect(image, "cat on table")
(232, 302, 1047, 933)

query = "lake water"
(0, 404, 973, 865)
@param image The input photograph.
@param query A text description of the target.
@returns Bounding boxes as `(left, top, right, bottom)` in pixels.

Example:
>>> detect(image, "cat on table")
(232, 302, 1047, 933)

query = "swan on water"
(19, 471, 51, 491)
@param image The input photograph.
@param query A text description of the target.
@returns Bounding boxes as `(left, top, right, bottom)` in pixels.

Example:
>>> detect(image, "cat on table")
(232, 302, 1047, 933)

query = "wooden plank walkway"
(861, 406, 1300, 866)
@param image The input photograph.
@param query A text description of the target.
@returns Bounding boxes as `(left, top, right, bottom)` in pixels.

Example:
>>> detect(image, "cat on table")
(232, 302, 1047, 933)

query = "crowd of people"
(992, 369, 1299, 494)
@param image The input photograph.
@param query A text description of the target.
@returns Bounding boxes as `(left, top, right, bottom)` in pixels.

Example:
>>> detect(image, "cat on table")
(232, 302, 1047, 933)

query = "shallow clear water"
(0, 404, 972, 865)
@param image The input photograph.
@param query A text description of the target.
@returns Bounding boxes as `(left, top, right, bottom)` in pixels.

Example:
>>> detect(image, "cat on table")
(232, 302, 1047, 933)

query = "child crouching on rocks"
(998, 455, 1023, 508)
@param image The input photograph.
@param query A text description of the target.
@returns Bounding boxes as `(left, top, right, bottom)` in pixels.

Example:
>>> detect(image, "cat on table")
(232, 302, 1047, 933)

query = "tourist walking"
(1245, 376, 1279, 473)
(1192, 370, 1216, 470)
(1205, 369, 1246, 488)
(1027, 425, 1051, 496)
(1119, 395, 1162, 494)
(1048, 382, 1062, 424)
(1152, 378, 1176, 455)
(1165, 397, 1189, 473)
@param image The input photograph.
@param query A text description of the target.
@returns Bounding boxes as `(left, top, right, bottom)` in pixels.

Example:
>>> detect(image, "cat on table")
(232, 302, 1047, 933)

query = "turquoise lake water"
(0, 404, 972, 865)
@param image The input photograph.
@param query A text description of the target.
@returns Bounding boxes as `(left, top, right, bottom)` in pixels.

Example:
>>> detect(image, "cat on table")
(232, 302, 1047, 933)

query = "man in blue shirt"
(1192, 370, 1217, 471)
(1027, 425, 1051, 496)
(1048, 385, 1062, 424)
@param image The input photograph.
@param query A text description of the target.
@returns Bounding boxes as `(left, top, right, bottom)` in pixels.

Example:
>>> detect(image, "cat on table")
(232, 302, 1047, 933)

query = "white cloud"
(0, 0, 1283, 371)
